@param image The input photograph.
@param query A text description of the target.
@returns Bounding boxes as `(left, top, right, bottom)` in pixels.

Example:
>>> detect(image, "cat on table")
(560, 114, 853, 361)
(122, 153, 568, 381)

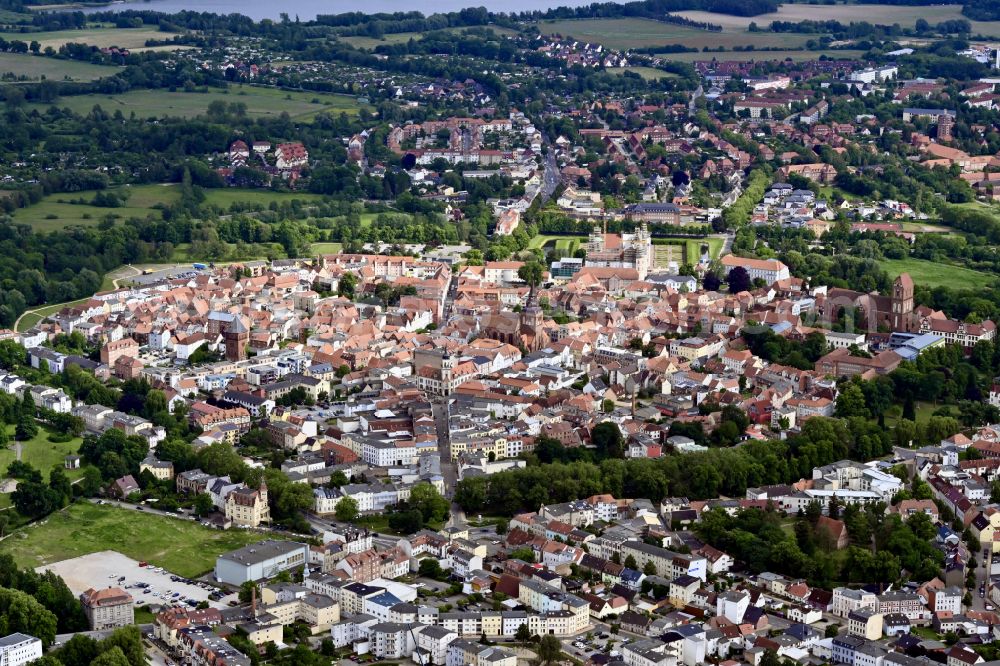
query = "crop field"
(0, 26, 175, 50)
(0, 53, 119, 81)
(881, 257, 997, 290)
(539, 17, 811, 50)
(655, 48, 865, 63)
(0, 503, 265, 577)
(675, 4, 970, 30)
(32, 86, 368, 120)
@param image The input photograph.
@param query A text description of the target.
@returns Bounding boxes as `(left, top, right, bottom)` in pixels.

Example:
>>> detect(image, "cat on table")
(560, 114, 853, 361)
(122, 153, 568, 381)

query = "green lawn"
(0, 53, 119, 81)
(0, 503, 267, 577)
(311, 242, 343, 254)
(0, 424, 84, 480)
(134, 606, 156, 624)
(539, 17, 810, 50)
(15, 298, 89, 332)
(11, 183, 180, 232)
(32, 85, 369, 121)
(528, 234, 587, 250)
(608, 66, 678, 80)
(200, 188, 327, 209)
(0, 27, 174, 51)
(881, 257, 997, 290)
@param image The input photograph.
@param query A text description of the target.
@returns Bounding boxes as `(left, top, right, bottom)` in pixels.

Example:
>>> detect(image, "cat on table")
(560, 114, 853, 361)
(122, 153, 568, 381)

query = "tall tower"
(520, 286, 545, 352)
(224, 315, 250, 362)
(891, 273, 914, 332)
(258, 479, 270, 524)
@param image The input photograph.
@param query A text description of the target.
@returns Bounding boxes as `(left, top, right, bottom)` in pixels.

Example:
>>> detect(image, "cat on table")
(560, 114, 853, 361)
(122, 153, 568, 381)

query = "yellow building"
(225, 483, 271, 528)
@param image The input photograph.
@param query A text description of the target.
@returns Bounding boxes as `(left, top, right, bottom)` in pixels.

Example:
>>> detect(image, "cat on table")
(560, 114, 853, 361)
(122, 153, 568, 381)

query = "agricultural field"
(675, 4, 970, 30)
(0, 424, 84, 480)
(881, 257, 997, 290)
(0, 26, 175, 51)
(0, 53, 119, 81)
(32, 85, 368, 121)
(655, 48, 864, 63)
(0, 503, 265, 577)
(538, 17, 810, 50)
(609, 66, 678, 80)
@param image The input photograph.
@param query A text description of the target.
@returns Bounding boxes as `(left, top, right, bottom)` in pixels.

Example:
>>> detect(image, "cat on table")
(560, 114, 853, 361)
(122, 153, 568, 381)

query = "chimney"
(251, 585, 257, 616)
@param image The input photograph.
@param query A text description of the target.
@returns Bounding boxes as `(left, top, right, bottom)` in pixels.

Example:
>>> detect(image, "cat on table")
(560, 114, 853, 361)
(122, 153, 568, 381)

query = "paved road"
(539, 131, 560, 202)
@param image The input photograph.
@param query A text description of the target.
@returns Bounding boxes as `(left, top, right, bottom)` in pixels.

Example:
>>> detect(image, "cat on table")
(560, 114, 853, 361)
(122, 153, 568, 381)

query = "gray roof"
(218, 540, 307, 566)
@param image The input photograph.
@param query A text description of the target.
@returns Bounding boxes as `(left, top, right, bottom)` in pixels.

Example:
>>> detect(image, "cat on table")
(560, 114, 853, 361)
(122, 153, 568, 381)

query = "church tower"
(891, 273, 914, 332)
(520, 286, 546, 352)
(224, 315, 250, 362)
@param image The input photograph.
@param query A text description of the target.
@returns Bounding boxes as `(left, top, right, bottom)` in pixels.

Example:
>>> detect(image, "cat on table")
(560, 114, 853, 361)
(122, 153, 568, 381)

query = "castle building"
(584, 225, 654, 280)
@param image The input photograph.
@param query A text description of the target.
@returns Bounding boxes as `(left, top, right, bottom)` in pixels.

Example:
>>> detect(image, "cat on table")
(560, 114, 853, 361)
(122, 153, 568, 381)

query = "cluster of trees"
(721, 169, 769, 228)
(743, 327, 828, 370)
(695, 502, 942, 587)
(526, 0, 779, 20)
(45, 626, 146, 666)
(0, 553, 87, 636)
(660, 12, 722, 31)
(455, 416, 892, 515)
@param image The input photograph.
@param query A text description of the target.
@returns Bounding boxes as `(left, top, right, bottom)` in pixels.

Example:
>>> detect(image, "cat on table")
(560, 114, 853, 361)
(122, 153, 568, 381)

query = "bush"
(47, 432, 73, 443)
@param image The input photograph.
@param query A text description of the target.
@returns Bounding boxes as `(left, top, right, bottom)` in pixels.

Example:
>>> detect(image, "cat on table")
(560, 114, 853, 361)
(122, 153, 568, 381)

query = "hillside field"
(539, 17, 810, 50)
(0, 26, 174, 50)
(12, 184, 329, 231)
(881, 257, 997, 290)
(0, 53, 119, 81)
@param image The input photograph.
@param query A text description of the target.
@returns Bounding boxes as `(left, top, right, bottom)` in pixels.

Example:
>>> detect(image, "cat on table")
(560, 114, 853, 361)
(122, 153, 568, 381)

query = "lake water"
(78, 0, 606, 20)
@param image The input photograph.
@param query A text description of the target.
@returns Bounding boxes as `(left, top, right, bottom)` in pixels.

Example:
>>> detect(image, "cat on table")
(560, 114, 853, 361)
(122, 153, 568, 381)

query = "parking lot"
(38, 550, 228, 610)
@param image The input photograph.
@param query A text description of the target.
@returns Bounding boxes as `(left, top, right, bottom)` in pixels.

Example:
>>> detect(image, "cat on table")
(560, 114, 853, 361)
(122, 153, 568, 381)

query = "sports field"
(881, 257, 997, 290)
(0, 503, 266, 578)
(0, 26, 173, 50)
(0, 53, 119, 81)
(539, 17, 810, 50)
(32, 86, 368, 121)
